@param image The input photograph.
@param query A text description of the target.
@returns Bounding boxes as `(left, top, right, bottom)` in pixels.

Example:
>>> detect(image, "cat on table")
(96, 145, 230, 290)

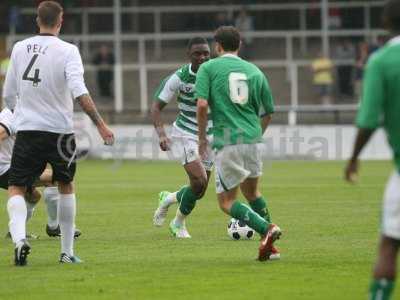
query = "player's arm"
(259, 75, 275, 135)
(2, 47, 18, 110)
(150, 75, 180, 151)
(195, 64, 210, 159)
(0, 125, 10, 141)
(65, 46, 114, 145)
(197, 98, 209, 155)
(345, 56, 383, 183)
(0, 108, 16, 142)
(77, 94, 114, 145)
(260, 114, 272, 134)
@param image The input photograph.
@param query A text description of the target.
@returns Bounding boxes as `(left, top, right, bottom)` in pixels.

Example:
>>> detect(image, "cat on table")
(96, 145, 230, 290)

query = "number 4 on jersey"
(23, 54, 41, 87)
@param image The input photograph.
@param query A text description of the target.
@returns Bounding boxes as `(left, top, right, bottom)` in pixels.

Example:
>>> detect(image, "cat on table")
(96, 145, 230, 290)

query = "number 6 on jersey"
(229, 72, 248, 105)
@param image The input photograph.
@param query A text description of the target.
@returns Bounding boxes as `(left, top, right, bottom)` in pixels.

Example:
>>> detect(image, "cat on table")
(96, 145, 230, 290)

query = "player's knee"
(26, 189, 41, 204)
(58, 181, 74, 194)
(190, 176, 208, 199)
(242, 189, 261, 202)
(218, 197, 232, 215)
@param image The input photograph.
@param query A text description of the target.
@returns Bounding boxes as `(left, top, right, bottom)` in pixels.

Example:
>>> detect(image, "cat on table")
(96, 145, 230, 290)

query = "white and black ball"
(227, 218, 255, 240)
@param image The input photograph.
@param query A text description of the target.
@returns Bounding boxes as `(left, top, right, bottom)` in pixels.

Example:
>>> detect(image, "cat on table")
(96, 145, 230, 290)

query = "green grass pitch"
(0, 160, 398, 300)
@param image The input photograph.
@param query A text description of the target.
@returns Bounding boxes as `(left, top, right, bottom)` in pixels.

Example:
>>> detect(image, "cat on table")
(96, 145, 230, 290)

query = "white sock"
(173, 208, 186, 227)
(44, 187, 59, 229)
(7, 195, 27, 245)
(58, 193, 76, 257)
(25, 201, 37, 223)
(161, 192, 178, 208)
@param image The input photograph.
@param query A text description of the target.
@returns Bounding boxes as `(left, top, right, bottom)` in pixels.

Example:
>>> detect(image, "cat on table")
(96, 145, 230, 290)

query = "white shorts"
(382, 171, 400, 240)
(214, 144, 263, 194)
(170, 125, 213, 171)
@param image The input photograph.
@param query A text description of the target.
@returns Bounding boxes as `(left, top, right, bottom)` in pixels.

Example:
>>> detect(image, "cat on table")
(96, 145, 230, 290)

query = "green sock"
(369, 279, 394, 300)
(177, 186, 199, 216)
(249, 196, 271, 223)
(230, 201, 268, 235)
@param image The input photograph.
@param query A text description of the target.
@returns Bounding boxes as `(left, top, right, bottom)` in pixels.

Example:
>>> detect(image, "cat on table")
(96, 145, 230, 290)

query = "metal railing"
(6, 29, 381, 124)
(6, 1, 386, 124)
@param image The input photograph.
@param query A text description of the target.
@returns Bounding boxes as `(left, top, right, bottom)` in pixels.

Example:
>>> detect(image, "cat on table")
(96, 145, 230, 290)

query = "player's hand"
(159, 135, 171, 151)
(98, 124, 115, 146)
(345, 159, 359, 184)
(199, 139, 208, 160)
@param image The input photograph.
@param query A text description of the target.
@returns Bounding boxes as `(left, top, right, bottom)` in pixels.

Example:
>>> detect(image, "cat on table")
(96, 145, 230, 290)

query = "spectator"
(335, 39, 355, 98)
(235, 7, 254, 59)
(213, 12, 233, 29)
(354, 41, 369, 99)
(311, 52, 334, 105)
(93, 44, 114, 98)
(328, 8, 342, 29)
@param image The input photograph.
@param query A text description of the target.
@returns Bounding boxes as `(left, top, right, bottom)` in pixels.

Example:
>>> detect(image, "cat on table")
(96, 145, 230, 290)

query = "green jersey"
(154, 64, 212, 136)
(195, 54, 274, 150)
(356, 36, 400, 171)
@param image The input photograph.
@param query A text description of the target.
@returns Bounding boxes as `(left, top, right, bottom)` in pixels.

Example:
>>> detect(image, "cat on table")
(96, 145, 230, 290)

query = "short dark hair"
(383, 0, 400, 31)
(187, 37, 208, 50)
(214, 26, 241, 52)
(37, 1, 63, 28)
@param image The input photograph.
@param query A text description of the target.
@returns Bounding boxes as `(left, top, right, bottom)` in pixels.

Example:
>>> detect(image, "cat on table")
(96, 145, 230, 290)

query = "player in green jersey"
(151, 37, 212, 238)
(345, 1, 400, 299)
(196, 26, 281, 261)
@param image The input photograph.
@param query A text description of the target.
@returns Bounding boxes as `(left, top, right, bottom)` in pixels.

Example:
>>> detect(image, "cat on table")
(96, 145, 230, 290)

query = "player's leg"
(25, 188, 41, 223)
(240, 177, 271, 223)
(369, 171, 400, 299)
(43, 186, 59, 235)
(215, 144, 281, 261)
(240, 177, 279, 260)
(369, 236, 398, 300)
(37, 168, 81, 238)
(57, 181, 80, 263)
(49, 133, 81, 263)
(8, 185, 31, 265)
(154, 128, 212, 231)
(218, 184, 281, 261)
(36, 168, 58, 231)
(169, 160, 209, 238)
(7, 131, 48, 266)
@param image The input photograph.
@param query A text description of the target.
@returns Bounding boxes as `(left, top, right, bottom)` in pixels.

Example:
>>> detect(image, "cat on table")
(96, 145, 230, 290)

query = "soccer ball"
(227, 218, 254, 240)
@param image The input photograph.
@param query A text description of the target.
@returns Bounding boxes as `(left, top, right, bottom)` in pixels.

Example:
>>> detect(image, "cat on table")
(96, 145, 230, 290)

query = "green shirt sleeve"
(356, 55, 384, 129)
(258, 75, 275, 116)
(195, 64, 210, 101)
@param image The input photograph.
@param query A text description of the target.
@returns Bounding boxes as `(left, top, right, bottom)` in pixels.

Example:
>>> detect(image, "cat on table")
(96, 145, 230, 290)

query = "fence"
(6, 1, 387, 124)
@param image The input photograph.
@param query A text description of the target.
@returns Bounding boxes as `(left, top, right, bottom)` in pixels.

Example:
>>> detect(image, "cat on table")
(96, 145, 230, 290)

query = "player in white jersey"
(151, 37, 212, 238)
(2, 1, 114, 266)
(0, 108, 81, 239)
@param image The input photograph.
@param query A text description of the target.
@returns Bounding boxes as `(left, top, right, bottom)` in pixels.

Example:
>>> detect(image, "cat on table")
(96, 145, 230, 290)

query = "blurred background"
(0, 0, 387, 127)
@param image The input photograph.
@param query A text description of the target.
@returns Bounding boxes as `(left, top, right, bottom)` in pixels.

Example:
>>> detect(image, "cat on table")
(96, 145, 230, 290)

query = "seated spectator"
(311, 52, 334, 105)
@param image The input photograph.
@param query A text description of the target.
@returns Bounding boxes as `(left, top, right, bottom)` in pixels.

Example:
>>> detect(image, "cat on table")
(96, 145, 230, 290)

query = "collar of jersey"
(38, 33, 56, 36)
(388, 35, 400, 46)
(188, 64, 197, 76)
(221, 53, 241, 59)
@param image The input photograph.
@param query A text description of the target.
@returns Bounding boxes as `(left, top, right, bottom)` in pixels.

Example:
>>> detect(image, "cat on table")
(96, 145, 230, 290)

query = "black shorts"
(0, 170, 9, 190)
(8, 131, 77, 188)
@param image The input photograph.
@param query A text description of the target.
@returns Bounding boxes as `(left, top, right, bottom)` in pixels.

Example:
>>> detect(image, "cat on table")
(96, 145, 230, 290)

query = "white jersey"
(0, 108, 16, 176)
(2, 34, 88, 134)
